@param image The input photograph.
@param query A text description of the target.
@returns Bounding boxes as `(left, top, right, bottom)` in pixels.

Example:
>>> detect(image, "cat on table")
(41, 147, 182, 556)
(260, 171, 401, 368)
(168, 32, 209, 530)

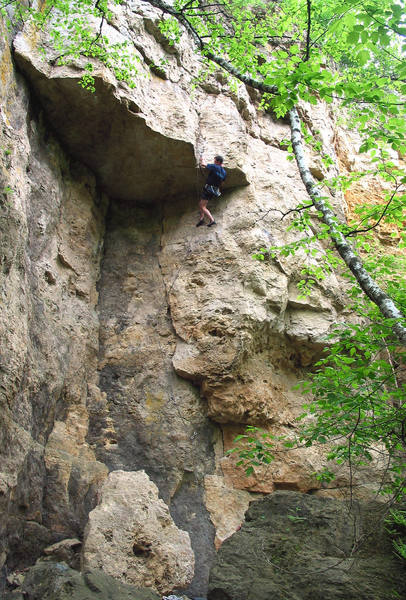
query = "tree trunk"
(289, 106, 406, 345)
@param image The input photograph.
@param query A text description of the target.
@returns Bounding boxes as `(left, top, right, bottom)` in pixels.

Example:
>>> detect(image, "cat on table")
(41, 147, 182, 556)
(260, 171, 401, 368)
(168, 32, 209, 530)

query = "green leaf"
(347, 30, 359, 44)
(357, 49, 370, 65)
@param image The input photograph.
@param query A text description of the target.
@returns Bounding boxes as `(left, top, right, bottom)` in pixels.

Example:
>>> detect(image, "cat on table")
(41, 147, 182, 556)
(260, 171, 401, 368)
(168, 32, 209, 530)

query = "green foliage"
(158, 15, 182, 45)
(226, 425, 276, 476)
(298, 300, 406, 497)
(227, 426, 301, 477)
(161, 0, 406, 138)
(289, 244, 406, 495)
(1, 185, 14, 209)
(1, 0, 139, 88)
(385, 509, 406, 562)
(231, 272, 406, 497)
(165, 0, 406, 499)
(287, 508, 307, 523)
(3, 0, 405, 155)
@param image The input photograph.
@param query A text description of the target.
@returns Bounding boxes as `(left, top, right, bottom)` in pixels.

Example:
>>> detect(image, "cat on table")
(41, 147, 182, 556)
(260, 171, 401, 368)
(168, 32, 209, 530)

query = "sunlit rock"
(82, 470, 194, 595)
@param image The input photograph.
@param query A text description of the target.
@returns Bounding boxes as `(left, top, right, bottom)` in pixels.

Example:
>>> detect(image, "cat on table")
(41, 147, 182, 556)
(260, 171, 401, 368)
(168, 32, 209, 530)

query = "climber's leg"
(197, 198, 214, 225)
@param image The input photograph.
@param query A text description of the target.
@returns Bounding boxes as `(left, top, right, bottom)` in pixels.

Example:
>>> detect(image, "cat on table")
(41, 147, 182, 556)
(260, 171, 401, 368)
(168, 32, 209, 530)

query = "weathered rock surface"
(0, 14, 108, 572)
(42, 538, 82, 569)
(204, 474, 256, 549)
(5, 562, 160, 600)
(13, 10, 248, 203)
(0, 0, 395, 596)
(208, 491, 406, 600)
(88, 197, 217, 595)
(82, 470, 194, 595)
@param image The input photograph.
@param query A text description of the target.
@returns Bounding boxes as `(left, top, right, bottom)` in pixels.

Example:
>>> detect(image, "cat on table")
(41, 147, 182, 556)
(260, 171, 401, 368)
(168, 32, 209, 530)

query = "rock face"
(5, 562, 160, 600)
(82, 470, 194, 595)
(87, 196, 218, 593)
(208, 491, 406, 600)
(0, 13, 108, 574)
(0, 0, 395, 596)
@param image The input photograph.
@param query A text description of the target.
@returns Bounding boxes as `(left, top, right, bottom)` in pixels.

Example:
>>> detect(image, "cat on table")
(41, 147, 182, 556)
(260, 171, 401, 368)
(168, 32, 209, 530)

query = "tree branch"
(0, 0, 17, 9)
(138, 0, 278, 94)
(345, 186, 401, 237)
(305, 0, 311, 61)
(362, 5, 406, 38)
(89, 1, 106, 50)
(255, 203, 314, 224)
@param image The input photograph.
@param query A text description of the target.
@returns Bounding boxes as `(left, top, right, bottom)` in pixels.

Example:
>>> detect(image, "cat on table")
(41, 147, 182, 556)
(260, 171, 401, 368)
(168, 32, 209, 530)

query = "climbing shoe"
(196, 219, 205, 227)
(207, 220, 216, 227)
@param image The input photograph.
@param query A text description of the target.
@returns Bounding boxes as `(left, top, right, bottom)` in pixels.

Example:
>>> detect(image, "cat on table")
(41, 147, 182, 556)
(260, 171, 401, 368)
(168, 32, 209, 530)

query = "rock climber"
(196, 154, 227, 227)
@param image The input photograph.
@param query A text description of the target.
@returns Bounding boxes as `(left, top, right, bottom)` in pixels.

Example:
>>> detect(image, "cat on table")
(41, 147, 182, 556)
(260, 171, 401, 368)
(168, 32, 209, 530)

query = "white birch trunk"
(289, 107, 406, 345)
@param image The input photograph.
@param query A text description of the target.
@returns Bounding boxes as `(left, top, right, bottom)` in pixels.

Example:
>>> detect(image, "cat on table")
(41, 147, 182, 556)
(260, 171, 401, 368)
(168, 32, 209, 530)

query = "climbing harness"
(204, 183, 221, 197)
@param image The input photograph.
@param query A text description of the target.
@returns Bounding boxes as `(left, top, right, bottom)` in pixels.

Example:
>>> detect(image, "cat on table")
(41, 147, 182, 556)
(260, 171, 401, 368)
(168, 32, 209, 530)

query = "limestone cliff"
(0, 2, 390, 597)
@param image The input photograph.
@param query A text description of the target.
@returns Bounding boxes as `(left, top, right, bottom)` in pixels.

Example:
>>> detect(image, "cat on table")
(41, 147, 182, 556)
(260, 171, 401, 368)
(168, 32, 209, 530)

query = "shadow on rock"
(208, 490, 406, 600)
(4, 562, 161, 600)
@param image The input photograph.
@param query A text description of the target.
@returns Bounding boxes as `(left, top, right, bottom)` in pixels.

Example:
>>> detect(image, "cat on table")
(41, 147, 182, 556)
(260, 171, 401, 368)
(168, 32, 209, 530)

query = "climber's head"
(214, 155, 224, 164)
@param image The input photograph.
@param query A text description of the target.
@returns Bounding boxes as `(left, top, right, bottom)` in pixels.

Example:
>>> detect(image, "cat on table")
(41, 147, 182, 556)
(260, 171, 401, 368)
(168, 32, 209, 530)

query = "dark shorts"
(201, 184, 218, 200)
(201, 187, 213, 200)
